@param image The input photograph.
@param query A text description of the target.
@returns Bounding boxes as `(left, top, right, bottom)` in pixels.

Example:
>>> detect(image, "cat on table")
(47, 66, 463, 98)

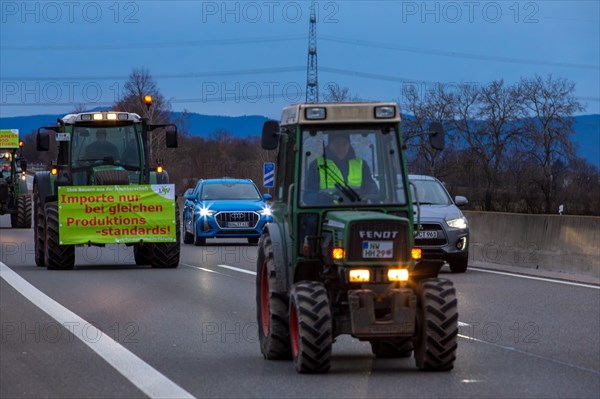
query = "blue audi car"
(182, 178, 272, 245)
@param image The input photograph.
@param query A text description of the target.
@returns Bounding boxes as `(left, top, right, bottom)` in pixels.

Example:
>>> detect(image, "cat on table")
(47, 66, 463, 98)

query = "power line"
(0, 35, 306, 51)
(0, 66, 306, 81)
(3, 33, 596, 71)
(320, 35, 600, 70)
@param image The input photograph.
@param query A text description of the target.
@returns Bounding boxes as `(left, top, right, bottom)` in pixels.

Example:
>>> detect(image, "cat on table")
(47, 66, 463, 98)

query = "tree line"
(20, 69, 598, 215)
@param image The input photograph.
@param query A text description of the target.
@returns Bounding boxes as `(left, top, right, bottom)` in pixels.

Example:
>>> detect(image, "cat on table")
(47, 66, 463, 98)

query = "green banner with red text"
(58, 184, 176, 245)
(0, 129, 19, 148)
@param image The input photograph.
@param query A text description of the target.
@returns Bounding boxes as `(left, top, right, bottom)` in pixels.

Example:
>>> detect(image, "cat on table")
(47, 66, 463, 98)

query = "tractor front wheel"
(44, 202, 75, 270)
(413, 278, 458, 371)
(289, 281, 332, 374)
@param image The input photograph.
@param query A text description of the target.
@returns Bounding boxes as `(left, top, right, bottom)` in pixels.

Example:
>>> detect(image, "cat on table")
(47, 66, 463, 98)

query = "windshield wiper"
(319, 141, 361, 203)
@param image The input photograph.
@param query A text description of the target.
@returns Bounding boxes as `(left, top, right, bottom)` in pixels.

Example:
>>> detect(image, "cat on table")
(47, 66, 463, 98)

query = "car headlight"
(446, 216, 467, 229)
(259, 206, 272, 217)
(199, 206, 215, 217)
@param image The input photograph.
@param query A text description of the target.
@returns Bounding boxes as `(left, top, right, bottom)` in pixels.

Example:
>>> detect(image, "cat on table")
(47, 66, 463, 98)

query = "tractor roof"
(61, 111, 143, 124)
(280, 102, 400, 126)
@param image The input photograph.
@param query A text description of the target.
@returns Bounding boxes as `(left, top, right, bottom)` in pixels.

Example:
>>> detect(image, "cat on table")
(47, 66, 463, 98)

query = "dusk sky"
(1, 0, 598, 119)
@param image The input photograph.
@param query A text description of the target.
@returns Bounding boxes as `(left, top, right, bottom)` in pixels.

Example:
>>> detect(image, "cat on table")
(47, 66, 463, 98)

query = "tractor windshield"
(71, 125, 141, 169)
(299, 126, 408, 207)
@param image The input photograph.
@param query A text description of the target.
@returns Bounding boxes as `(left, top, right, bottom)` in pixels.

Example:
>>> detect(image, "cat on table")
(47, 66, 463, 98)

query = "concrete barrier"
(464, 211, 600, 276)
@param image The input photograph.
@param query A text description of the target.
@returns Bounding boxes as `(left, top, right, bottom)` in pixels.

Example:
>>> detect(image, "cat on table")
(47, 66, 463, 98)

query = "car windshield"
(201, 183, 261, 200)
(71, 125, 141, 169)
(410, 179, 452, 205)
(299, 126, 407, 207)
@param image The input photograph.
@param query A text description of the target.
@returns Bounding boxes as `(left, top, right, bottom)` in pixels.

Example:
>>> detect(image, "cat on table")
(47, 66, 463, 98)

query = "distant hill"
(1, 111, 598, 167)
(0, 110, 269, 139)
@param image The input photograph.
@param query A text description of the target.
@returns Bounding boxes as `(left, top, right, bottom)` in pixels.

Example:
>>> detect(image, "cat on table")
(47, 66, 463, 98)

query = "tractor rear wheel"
(33, 186, 45, 267)
(150, 203, 180, 268)
(413, 278, 458, 371)
(289, 281, 332, 374)
(256, 234, 291, 359)
(16, 194, 32, 228)
(44, 202, 75, 270)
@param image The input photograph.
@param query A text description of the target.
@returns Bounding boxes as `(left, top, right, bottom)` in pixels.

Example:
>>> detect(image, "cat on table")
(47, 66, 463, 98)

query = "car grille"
(215, 211, 260, 229)
(414, 223, 447, 246)
(347, 220, 409, 262)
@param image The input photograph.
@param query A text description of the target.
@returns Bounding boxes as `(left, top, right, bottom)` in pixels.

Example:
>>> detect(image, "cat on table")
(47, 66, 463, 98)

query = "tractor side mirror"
(428, 122, 445, 151)
(262, 120, 280, 150)
(20, 159, 27, 172)
(165, 125, 178, 148)
(36, 130, 50, 151)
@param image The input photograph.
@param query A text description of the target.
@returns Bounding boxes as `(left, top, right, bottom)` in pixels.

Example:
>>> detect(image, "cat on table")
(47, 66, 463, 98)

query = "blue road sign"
(263, 162, 275, 188)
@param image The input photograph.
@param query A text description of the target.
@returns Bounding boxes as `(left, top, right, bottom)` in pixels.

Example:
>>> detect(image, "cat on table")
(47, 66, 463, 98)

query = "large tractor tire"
(33, 186, 45, 267)
(256, 234, 291, 360)
(150, 203, 180, 269)
(289, 281, 332, 374)
(133, 244, 153, 265)
(370, 338, 413, 358)
(16, 194, 32, 228)
(413, 278, 458, 371)
(44, 202, 75, 270)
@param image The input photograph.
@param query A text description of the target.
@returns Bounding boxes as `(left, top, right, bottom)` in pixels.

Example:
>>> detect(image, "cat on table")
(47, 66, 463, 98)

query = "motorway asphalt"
(1, 215, 599, 398)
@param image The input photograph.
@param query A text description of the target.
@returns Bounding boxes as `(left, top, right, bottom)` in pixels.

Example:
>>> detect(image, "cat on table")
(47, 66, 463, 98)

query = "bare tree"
(457, 80, 526, 210)
(401, 83, 455, 176)
(113, 67, 174, 165)
(520, 75, 584, 213)
(323, 83, 361, 102)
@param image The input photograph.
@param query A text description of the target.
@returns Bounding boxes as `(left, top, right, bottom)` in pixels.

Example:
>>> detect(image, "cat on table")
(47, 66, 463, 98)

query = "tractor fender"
(34, 172, 52, 209)
(263, 222, 290, 293)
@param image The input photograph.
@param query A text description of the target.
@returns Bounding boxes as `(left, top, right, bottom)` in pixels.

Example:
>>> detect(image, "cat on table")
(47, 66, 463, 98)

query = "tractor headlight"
(349, 269, 370, 283)
(388, 269, 409, 282)
(446, 216, 467, 229)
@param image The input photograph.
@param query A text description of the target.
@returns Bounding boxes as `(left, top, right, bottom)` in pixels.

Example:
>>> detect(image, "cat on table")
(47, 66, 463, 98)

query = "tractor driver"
(85, 129, 119, 163)
(304, 132, 380, 204)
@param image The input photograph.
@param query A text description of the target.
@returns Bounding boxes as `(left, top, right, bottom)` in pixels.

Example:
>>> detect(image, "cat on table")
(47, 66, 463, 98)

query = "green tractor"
(0, 143, 32, 228)
(256, 102, 457, 373)
(34, 108, 180, 270)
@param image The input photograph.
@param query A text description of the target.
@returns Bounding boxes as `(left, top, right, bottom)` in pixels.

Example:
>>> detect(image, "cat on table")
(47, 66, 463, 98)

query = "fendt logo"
(359, 231, 399, 239)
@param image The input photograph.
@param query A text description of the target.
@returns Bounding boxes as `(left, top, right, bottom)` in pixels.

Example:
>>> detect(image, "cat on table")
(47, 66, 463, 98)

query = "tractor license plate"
(417, 231, 437, 239)
(227, 221, 249, 228)
(362, 241, 393, 258)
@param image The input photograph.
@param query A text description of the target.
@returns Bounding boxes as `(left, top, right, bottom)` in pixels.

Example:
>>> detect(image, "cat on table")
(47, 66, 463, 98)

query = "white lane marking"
(0, 262, 195, 399)
(458, 333, 600, 375)
(469, 267, 600, 290)
(216, 264, 256, 275)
